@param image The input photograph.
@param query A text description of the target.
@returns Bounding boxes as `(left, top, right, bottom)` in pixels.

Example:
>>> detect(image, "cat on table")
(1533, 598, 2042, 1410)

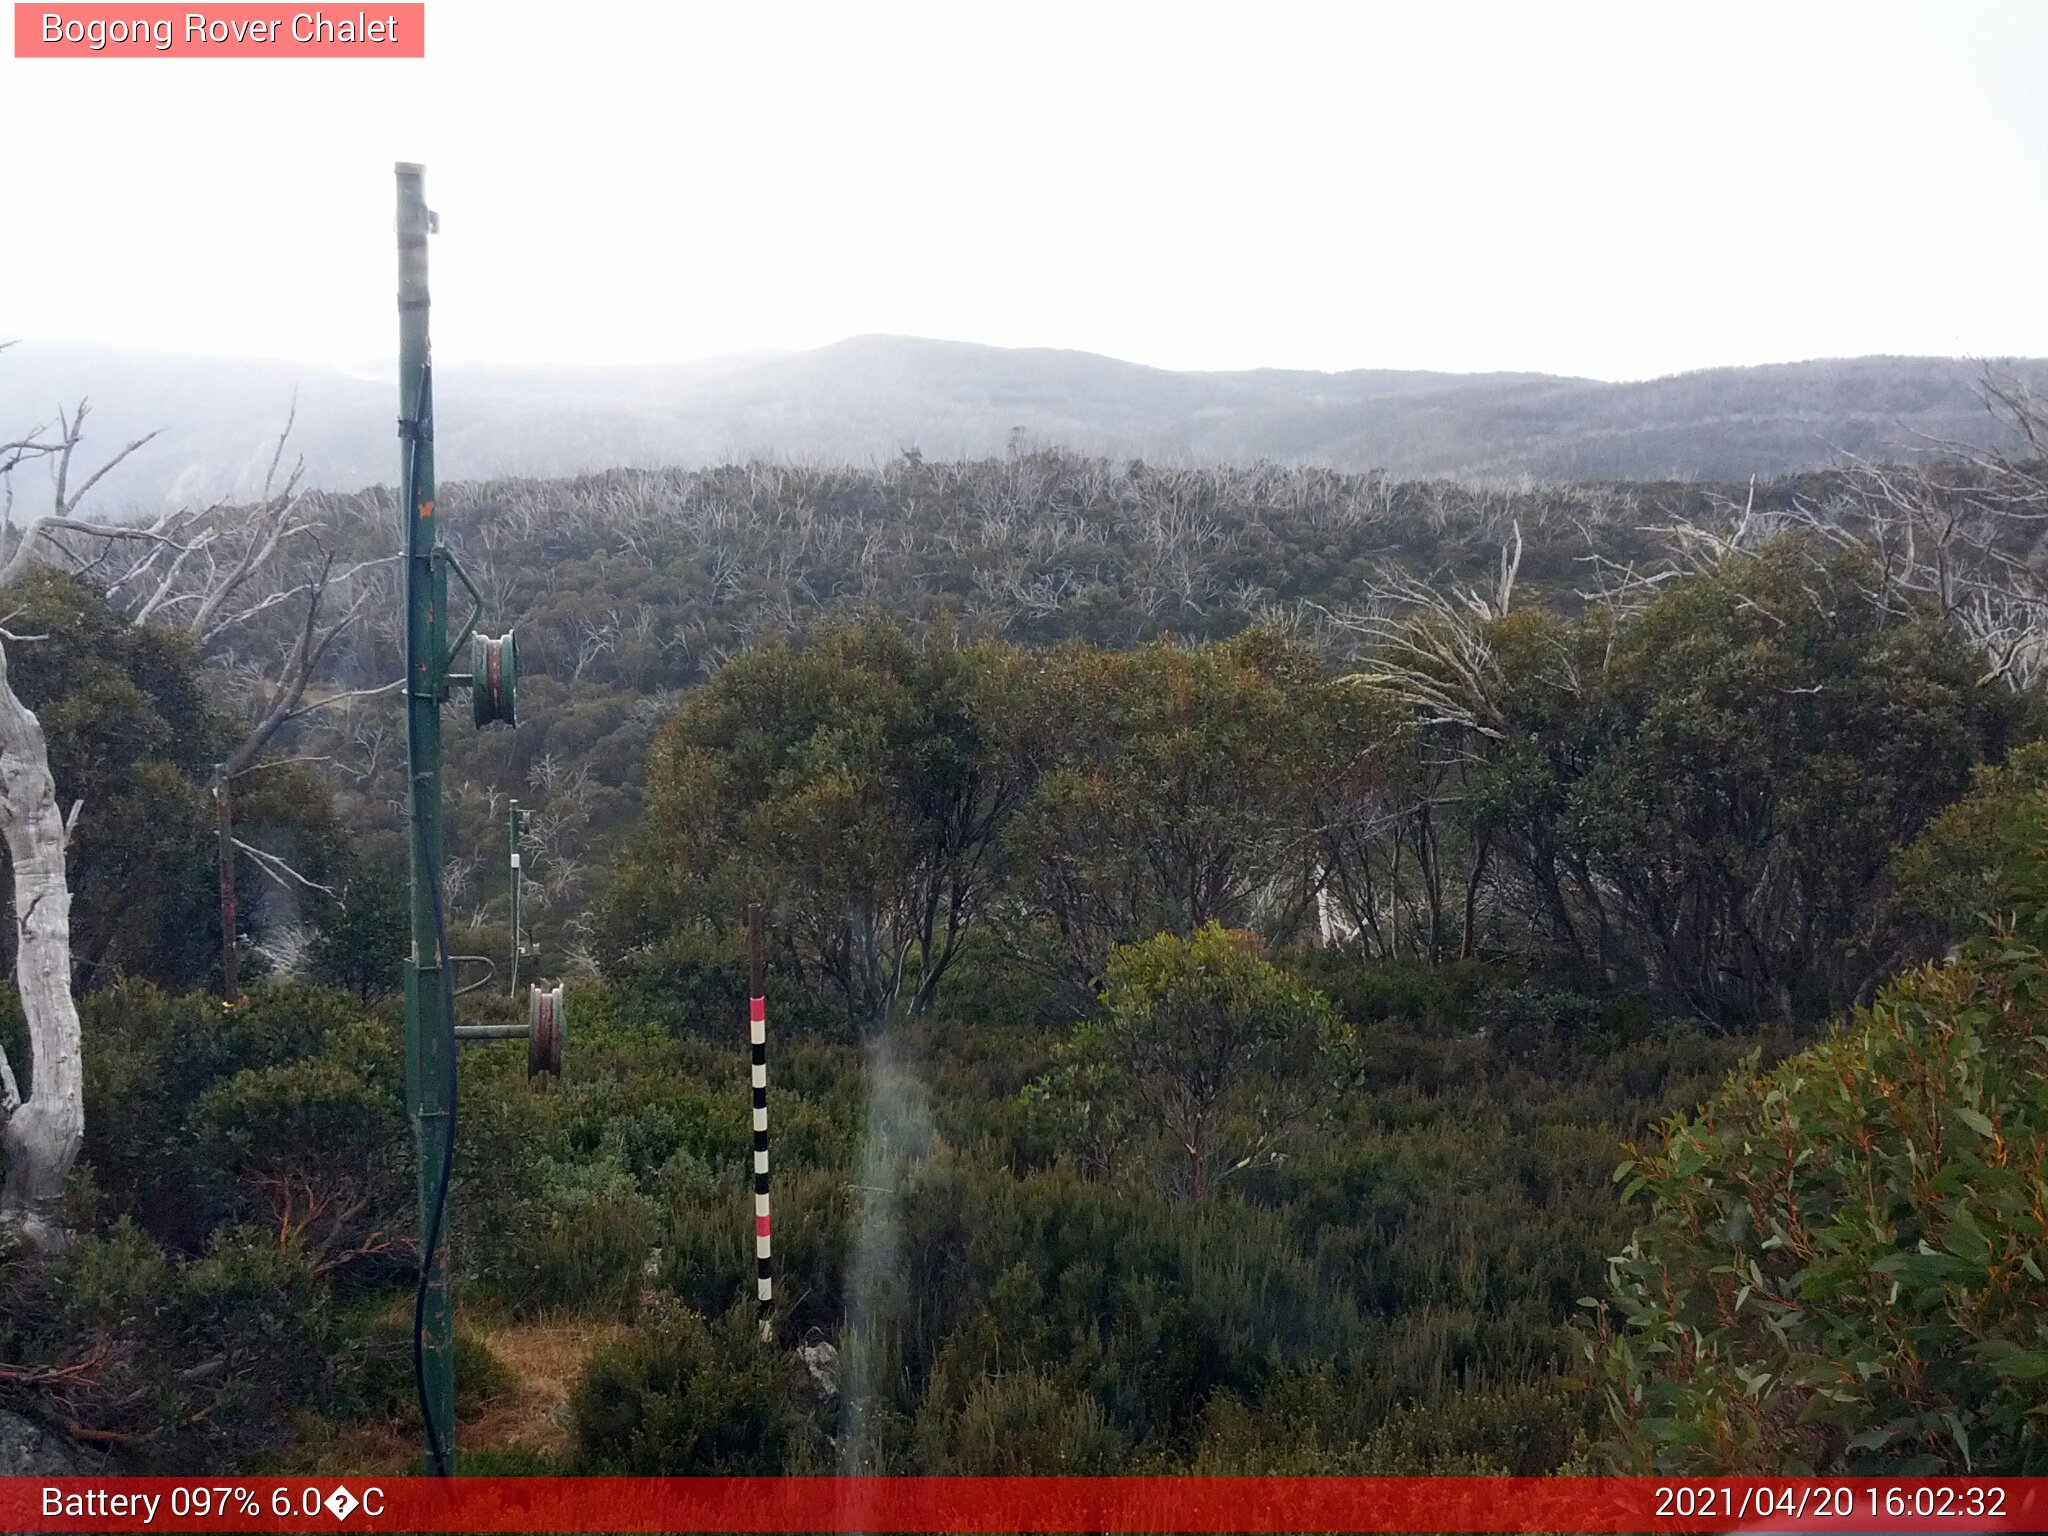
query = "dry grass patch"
(465, 1313, 628, 1460)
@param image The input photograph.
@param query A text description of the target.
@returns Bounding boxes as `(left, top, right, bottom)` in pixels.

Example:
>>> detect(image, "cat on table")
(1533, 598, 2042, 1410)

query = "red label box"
(0, 1476, 2042, 1533)
(13, 3, 425, 57)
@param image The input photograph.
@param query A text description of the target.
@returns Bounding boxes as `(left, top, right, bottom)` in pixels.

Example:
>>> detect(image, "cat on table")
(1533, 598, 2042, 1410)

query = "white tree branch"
(231, 836, 338, 901)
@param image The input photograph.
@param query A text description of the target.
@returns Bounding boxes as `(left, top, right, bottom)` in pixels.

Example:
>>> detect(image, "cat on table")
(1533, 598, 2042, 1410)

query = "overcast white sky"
(5, 0, 2046, 380)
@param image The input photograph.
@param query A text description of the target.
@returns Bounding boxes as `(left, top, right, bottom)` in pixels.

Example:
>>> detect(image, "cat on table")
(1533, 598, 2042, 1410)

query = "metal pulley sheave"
(472, 631, 518, 727)
(450, 978, 563, 1078)
(528, 981, 565, 1078)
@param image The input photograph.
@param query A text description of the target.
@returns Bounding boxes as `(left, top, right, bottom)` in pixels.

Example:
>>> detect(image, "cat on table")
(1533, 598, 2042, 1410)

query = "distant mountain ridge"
(3, 335, 2042, 511)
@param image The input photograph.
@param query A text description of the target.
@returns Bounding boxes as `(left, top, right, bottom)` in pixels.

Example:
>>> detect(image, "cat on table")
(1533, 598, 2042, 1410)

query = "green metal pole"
(396, 159, 455, 1473)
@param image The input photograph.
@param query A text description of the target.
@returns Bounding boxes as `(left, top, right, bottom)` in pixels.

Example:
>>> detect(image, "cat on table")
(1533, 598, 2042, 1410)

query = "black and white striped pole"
(748, 904, 773, 1341)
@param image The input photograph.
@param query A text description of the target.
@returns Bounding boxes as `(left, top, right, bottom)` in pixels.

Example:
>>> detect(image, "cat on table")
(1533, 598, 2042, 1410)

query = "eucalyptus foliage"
(1587, 919, 2048, 1472)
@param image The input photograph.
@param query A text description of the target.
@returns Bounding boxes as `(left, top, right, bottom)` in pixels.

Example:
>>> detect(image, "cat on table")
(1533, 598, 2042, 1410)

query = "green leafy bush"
(660, 1165, 851, 1340)
(170, 1226, 335, 1421)
(343, 1309, 515, 1421)
(570, 1307, 826, 1472)
(81, 981, 403, 1256)
(1888, 740, 2048, 951)
(0, 1220, 352, 1467)
(915, 1370, 1125, 1472)
(305, 863, 409, 1003)
(1585, 933, 2048, 1472)
(492, 1160, 655, 1320)
(192, 1050, 410, 1276)
(1030, 923, 1355, 1198)
(1192, 1369, 1576, 1473)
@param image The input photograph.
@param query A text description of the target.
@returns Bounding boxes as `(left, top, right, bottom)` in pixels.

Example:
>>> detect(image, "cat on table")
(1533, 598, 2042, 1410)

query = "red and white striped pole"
(748, 904, 773, 1341)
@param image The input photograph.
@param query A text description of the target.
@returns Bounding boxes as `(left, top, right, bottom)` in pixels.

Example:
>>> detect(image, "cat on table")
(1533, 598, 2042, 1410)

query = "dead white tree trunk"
(0, 376, 170, 1249)
(0, 637, 81, 1249)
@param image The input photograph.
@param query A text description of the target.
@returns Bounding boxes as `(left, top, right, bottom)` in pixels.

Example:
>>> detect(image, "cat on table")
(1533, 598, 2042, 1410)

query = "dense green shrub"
(915, 1369, 1125, 1473)
(24, 938, 1764, 1477)
(1585, 932, 2048, 1472)
(81, 981, 405, 1255)
(1888, 740, 2048, 951)
(1397, 541, 2042, 1024)
(1029, 923, 1355, 1198)
(192, 1050, 411, 1276)
(343, 1309, 515, 1422)
(570, 1308, 826, 1472)
(1191, 1369, 1579, 1474)
(601, 926, 841, 1044)
(0, 1217, 353, 1468)
(305, 863, 410, 1003)
(168, 1226, 335, 1433)
(490, 1160, 655, 1320)
(661, 1165, 852, 1340)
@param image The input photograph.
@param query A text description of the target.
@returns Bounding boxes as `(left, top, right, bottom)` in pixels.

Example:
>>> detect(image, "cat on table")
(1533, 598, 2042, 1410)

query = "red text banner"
(0, 1476, 2041, 1533)
(14, 5, 424, 57)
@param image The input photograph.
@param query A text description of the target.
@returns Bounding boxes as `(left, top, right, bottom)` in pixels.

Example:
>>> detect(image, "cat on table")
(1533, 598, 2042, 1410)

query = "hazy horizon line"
(11, 331, 2046, 391)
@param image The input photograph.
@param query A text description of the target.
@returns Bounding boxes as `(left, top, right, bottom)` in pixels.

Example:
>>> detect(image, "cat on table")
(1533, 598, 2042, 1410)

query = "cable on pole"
(403, 359, 457, 1480)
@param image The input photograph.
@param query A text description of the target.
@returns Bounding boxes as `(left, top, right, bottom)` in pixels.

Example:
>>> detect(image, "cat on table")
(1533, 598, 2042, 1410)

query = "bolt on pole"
(396, 159, 456, 1475)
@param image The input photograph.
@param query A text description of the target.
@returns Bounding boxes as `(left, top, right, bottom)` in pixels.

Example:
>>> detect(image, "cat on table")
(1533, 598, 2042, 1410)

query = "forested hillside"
(7, 338, 2045, 508)
(4, 389, 2048, 1477)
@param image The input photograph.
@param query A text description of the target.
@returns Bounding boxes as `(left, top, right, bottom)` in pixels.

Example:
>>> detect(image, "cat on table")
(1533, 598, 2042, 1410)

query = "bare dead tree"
(88, 412, 397, 998)
(1320, 524, 1545, 961)
(1623, 376, 2048, 691)
(1328, 569, 1520, 748)
(208, 544, 391, 999)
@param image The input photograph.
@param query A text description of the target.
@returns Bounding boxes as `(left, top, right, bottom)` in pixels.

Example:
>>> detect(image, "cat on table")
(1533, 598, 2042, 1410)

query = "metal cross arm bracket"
(437, 546, 485, 667)
(430, 546, 517, 727)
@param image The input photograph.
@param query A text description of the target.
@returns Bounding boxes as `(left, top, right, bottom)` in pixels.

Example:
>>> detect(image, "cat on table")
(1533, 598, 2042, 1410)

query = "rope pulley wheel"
(473, 631, 518, 728)
(528, 982, 564, 1078)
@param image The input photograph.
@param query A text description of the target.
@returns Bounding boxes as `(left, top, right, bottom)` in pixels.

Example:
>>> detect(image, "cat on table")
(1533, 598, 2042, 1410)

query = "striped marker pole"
(748, 904, 773, 1341)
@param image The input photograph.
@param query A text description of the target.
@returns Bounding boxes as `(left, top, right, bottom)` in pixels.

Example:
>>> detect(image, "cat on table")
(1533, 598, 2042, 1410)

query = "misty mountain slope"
(2, 335, 2040, 512)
